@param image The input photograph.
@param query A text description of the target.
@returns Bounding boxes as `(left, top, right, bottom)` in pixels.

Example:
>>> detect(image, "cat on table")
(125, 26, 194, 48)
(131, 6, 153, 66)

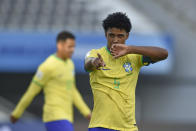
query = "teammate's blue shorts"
(88, 127, 119, 131)
(45, 120, 73, 131)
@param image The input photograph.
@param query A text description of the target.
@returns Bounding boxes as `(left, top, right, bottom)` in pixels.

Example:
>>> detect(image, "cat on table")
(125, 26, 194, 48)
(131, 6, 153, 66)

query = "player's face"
(105, 28, 129, 49)
(58, 39, 75, 59)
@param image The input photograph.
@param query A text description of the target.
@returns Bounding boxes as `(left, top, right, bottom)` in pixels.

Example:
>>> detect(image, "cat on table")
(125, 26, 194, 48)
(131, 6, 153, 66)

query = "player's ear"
(57, 42, 61, 51)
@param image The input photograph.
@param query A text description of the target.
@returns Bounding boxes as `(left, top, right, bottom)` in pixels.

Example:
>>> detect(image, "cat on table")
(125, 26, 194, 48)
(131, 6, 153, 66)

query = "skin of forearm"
(127, 46, 168, 62)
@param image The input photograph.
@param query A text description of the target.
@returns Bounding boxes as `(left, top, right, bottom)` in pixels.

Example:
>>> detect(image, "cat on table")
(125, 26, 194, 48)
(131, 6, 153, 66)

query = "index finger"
(97, 53, 103, 61)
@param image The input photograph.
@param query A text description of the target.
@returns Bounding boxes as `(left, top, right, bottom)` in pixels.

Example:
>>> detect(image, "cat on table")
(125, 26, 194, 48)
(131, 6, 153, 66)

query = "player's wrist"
(85, 113, 91, 121)
(127, 45, 135, 54)
(10, 115, 19, 124)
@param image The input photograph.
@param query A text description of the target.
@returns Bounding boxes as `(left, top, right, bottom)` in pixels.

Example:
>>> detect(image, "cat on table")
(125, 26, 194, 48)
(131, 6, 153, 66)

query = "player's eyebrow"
(117, 34, 125, 36)
(108, 32, 125, 36)
(108, 32, 114, 35)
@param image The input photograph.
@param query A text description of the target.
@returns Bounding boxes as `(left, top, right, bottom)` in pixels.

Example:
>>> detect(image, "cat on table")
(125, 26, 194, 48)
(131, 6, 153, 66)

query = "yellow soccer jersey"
(12, 54, 90, 123)
(86, 47, 148, 131)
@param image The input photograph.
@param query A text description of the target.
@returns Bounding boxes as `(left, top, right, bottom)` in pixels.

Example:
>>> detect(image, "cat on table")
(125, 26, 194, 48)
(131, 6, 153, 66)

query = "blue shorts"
(45, 120, 73, 131)
(88, 127, 119, 131)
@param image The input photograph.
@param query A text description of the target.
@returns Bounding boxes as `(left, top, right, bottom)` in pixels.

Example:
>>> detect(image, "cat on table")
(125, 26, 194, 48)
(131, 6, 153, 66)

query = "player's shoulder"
(38, 55, 55, 71)
(126, 54, 143, 67)
(127, 54, 141, 59)
(90, 46, 106, 52)
(67, 59, 74, 67)
(86, 46, 106, 57)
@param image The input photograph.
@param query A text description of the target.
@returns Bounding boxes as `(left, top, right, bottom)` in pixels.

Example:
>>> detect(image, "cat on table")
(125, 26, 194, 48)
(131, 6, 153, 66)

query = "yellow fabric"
(86, 47, 145, 131)
(11, 83, 42, 119)
(12, 54, 90, 123)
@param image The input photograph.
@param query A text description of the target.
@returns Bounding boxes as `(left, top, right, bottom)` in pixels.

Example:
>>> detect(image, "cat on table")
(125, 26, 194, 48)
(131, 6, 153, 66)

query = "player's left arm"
(73, 85, 91, 120)
(110, 44, 168, 63)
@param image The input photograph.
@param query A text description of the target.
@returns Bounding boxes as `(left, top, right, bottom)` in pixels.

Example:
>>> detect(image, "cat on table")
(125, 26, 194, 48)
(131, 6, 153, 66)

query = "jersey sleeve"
(84, 49, 98, 72)
(32, 64, 51, 88)
(73, 85, 91, 117)
(11, 82, 42, 118)
(135, 54, 151, 68)
(85, 49, 98, 59)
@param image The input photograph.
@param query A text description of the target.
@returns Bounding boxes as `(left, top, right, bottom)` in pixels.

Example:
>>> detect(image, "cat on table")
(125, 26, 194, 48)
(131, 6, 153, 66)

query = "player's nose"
(113, 37, 119, 43)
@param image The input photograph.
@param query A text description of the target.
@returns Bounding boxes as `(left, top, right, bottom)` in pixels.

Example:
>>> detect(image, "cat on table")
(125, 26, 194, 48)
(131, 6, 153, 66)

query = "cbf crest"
(123, 62, 133, 73)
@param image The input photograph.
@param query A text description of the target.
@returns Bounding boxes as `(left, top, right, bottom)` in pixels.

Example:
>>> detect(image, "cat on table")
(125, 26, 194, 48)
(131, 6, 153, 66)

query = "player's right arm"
(84, 51, 105, 72)
(10, 64, 51, 123)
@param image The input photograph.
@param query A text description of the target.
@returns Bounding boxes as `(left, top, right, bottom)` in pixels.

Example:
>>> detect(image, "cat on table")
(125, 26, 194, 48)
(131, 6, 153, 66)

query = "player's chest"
(98, 55, 138, 76)
(52, 64, 74, 83)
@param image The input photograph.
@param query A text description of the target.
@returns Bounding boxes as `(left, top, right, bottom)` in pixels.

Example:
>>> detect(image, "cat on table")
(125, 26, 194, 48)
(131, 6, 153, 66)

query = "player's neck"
(56, 52, 67, 61)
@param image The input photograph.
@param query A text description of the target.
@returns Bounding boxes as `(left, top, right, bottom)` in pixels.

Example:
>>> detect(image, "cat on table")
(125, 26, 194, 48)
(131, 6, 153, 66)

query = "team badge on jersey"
(123, 62, 133, 73)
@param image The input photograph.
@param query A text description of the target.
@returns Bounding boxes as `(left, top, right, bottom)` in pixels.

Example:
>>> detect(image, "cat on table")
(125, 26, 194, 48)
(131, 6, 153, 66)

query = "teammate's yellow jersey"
(12, 54, 90, 123)
(86, 47, 148, 131)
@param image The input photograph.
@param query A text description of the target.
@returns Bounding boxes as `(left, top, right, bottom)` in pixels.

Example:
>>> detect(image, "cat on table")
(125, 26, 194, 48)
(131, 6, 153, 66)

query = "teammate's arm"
(10, 65, 50, 123)
(85, 53, 106, 72)
(73, 85, 91, 120)
(10, 82, 42, 123)
(110, 44, 168, 63)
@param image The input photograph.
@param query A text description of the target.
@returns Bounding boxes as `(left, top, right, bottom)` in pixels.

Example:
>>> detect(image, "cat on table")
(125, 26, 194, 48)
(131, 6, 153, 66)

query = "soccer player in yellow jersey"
(10, 31, 91, 131)
(85, 12, 168, 131)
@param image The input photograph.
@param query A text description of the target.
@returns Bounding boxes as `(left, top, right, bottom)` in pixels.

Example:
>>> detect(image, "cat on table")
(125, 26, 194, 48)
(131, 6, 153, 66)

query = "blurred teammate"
(10, 31, 91, 131)
(85, 12, 168, 131)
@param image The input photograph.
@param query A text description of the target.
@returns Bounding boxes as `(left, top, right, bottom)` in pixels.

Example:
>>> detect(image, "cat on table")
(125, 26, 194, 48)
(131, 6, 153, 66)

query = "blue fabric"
(88, 127, 119, 131)
(45, 120, 73, 131)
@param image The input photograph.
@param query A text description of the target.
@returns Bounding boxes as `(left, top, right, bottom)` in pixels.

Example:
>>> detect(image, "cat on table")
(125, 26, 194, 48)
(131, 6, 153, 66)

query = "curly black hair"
(102, 12, 132, 33)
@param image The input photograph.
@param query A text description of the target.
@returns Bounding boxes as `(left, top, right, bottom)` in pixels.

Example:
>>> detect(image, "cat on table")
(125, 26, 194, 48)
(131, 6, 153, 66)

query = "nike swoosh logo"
(97, 68, 111, 70)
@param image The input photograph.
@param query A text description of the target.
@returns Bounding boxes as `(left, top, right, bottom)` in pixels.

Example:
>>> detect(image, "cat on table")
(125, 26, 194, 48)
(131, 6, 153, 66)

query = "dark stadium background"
(0, 0, 196, 131)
